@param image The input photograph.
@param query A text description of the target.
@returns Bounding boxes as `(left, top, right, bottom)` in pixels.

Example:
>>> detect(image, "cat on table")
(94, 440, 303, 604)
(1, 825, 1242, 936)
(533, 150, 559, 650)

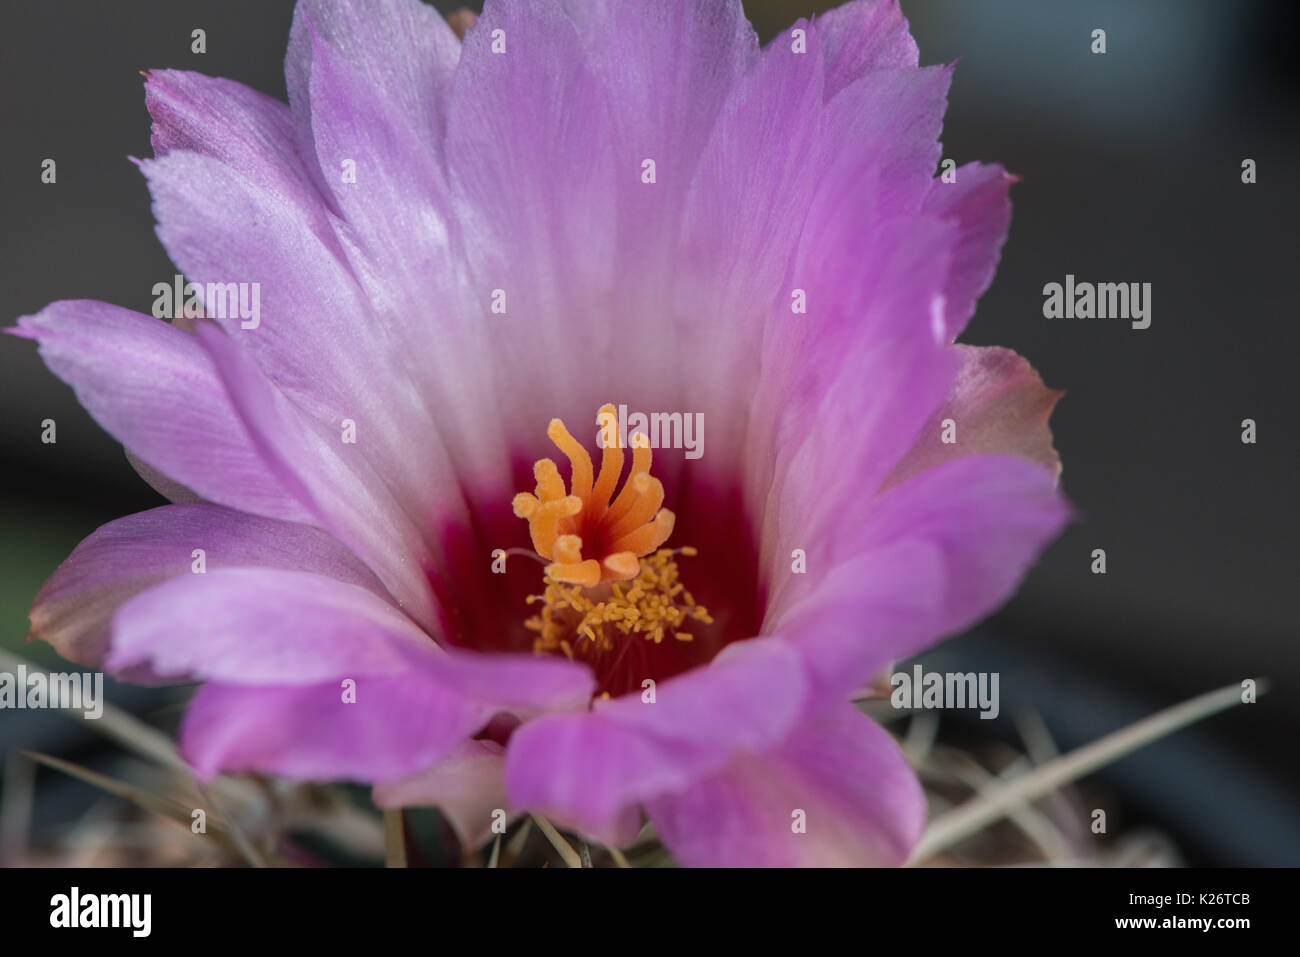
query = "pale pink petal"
(373, 740, 511, 849)
(674, 17, 824, 441)
(195, 323, 442, 630)
(884, 345, 1063, 491)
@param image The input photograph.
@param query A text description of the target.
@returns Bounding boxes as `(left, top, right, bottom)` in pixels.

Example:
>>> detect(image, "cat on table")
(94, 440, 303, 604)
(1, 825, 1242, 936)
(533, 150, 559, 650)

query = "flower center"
(512, 403, 678, 585)
(512, 404, 713, 694)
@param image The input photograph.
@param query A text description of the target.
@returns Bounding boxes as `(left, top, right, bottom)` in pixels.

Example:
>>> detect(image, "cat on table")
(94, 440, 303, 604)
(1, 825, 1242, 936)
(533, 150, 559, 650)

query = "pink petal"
(559, 0, 758, 263)
(146, 60, 489, 562)
(107, 567, 432, 684)
(373, 740, 510, 848)
(196, 323, 441, 630)
(293, 17, 514, 503)
(125, 449, 203, 505)
(504, 637, 807, 845)
(146, 69, 305, 185)
(646, 704, 924, 866)
(676, 18, 824, 418)
(884, 345, 1063, 491)
(923, 163, 1016, 340)
(749, 63, 957, 525)
(29, 504, 382, 682)
(442, 0, 627, 421)
(816, 0, 919, 100)
(285, 0, 461, 152)
(11, 302, 312, 524)
(139, 149, 371, 420)
(772, 454, 1070, 695)
(180, 649, 591, 781)
(755, 216, 960, 611)
(560, 0, 758, 162)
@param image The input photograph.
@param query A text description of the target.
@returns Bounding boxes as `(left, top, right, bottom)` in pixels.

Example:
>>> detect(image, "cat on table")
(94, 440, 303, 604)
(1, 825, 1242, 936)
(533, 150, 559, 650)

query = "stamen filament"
(513, 406, 677, 585)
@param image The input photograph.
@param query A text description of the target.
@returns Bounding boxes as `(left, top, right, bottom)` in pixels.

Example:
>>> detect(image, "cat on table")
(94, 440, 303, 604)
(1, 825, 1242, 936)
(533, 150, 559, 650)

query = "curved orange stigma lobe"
(512, 403, 676, 586)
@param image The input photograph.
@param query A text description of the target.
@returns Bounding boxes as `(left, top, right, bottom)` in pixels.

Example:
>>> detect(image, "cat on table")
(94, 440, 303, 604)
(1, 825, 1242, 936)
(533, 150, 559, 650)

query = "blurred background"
(0, 0, 1296, 866)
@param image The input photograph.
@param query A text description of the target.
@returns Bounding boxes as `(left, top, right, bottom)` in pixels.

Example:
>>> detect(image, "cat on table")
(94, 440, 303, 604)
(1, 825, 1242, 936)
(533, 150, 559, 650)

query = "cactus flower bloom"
(10, 0, 1067, 866)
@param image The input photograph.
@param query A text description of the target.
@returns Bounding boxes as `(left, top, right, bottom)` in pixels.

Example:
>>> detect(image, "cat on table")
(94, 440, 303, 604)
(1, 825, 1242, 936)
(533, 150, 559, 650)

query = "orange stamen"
(603, 433, 652, 528)
(606, 473, 665, 542)
(533, 459, 566, 502)
(588, 405, 624, 522)
(513, 405, 676, 585)
(544, 559, 602, 588)
(546, 418, 594, 504)
(609, 509, 675, 556)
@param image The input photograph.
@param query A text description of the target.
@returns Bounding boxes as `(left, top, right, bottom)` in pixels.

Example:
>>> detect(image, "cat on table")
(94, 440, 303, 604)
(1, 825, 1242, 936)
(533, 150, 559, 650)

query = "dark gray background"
(1, 1, 1296, 865)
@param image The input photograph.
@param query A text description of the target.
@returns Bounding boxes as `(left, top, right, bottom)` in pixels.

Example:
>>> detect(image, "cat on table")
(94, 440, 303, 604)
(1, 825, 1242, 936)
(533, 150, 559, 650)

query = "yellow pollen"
(512, 403, 677, 585)
(524, 547, 714, 659)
